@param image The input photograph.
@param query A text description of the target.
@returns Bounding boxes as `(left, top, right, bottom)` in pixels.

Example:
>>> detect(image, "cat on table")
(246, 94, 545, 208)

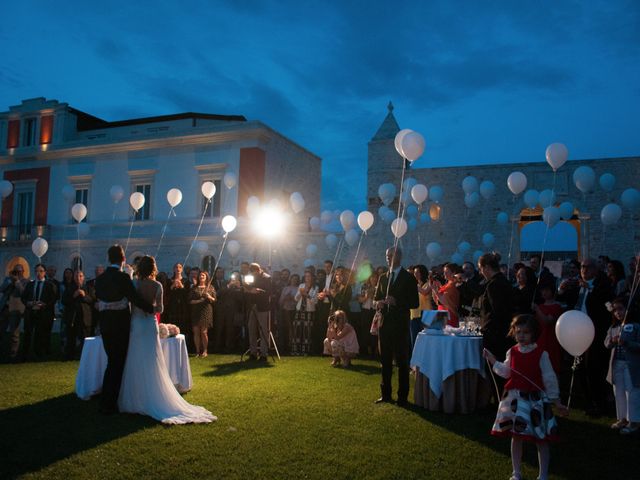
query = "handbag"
(370, 309, 383, 335)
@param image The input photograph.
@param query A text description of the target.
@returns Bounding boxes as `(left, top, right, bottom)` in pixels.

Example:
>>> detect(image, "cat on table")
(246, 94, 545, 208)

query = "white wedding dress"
(118, 278, 217, 424)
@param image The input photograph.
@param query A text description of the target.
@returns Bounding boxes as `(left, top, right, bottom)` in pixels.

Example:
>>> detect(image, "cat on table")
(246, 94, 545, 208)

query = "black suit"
(478, 272, 514, 360)
(21, 279, 57, 358)
(581, 273, 613, 413)
(374, 267, 419, 402)
(94, 267, 152, 412)
(62, 282, 96, 360)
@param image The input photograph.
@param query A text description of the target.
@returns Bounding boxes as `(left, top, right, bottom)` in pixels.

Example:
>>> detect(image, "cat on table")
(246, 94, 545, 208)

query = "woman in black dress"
(188, 271, 216, 357)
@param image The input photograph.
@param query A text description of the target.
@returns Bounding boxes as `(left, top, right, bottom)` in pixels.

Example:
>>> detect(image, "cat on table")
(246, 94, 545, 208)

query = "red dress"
(437, 281, 459, 327)
(536, 303, 563, 374)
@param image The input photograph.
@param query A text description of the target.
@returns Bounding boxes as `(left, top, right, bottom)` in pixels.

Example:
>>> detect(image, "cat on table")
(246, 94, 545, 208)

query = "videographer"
(244, 263, 272, 361)
(0, 264, 28, 362)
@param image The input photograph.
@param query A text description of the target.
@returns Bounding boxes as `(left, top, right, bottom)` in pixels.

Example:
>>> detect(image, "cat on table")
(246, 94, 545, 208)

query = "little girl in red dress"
(484, 314, 568, 480)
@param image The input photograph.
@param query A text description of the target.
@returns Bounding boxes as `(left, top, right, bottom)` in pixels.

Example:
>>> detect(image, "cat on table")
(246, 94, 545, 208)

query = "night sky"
(2, 1, 638, 212)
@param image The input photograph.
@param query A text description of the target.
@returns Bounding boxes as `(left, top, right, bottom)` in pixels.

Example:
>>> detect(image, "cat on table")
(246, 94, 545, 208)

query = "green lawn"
(0, 354, 636, 480)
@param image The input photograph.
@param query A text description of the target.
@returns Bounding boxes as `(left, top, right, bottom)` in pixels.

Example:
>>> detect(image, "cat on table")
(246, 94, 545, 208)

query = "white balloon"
(426, 242, 441, 261)
(408, 218, 417, 231)
(357, 211, 374, 232)
(411, 184, 428, 205)
(321, 210, 333, 224)
(246, 196, 260, 218)
(543, 206, 561, 228)
(32, 237, 48, 258)
(621, 188, 640, 212)
(573, 166, 596, 193)
(378, 205, 391, 220)
(600, 203, 622, 226)
(383, 209, 395, 224)
(482, 232, 495, 248)
(507, 172, 527, 195)
(0, 180, 13, 199)
(497, 212, 509, 225)
(401, 131, 426, 162)
(309, 216, 321, 230)
(345, 229, 360, 246)
(221, 215, 237, 233)
(289, 192, 305, 214)
(523, 189, 539, 209)
(306, 244, 318, 257)
(473, 250, 484, 263)
(538, 189, 556, 208)
(71, 203, 88, 223)
(479, 180, 495, 200)
(378, 183, 396, 206)
(462, 176, 479, 195)
(78, 222, 90, 237)
(62, 184, 75, 202)
(599, 173, 616, 192)
(394, 129, 413, 157)
(558, 201, 574, 220)
(227, 239, 240, 258)
(325, 234, 338, 249)
(340, 210, 356, 232)
(391, 217, 408, 238)
(130, 192, 145, 211)
(223, 172, 237, 189)
(110, 185, 124, 204)
(194, 240, 209, 255)
(404, 177, 418, 191)
(464, 192, 480, 209)
(458, 241, 471, 254)
(166, 188, 183, 208)
(451, 253, 464, 265)
(406, 204, 418, 218)
(555, 310, 595, 356)
(429, 185, 444, 203)
(201, 181, 216, 200)
(545, 143, 569, 172)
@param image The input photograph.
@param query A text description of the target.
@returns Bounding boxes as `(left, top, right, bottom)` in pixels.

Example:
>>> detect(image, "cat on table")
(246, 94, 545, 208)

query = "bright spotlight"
(252, 205, 287, 239)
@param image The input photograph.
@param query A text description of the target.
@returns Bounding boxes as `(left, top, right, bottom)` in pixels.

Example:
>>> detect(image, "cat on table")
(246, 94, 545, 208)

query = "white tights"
(511, 438, 550, 480)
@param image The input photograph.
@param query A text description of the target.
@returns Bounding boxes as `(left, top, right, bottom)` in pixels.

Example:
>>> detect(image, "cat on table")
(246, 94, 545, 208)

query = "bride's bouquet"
(158, 323, 180, 339)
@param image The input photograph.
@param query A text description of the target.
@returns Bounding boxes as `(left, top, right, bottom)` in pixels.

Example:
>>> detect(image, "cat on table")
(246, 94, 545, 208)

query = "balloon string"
(109, 205, 117, 245)
(346, 232, 365, 288)
(507, 194, 517, 268)
(532, 169, 558, 304)
(124, 211, 136, 254)
(387, 157, 407, 298)
(155, 207, 174, 259)
(567, 356, 580, 410)
(206, 232, 228, 289)
(327, 237, 344, 282)
(624, 250, 640, 324)
(184, 198, 211, 267)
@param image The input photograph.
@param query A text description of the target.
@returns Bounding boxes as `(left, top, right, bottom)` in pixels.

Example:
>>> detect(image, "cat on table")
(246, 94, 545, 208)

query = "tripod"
(241, 306, 281, 361)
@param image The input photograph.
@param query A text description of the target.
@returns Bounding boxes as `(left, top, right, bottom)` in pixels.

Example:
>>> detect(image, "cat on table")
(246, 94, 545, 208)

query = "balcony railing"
(0, 225, 50, 244)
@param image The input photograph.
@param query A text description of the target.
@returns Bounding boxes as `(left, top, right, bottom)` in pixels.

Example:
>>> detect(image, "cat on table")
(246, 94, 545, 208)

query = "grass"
(0, 353, 637, 480)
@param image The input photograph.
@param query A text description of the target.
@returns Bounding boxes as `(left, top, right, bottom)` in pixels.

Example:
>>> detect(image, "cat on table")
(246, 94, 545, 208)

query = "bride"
(117, 255, 216, 424)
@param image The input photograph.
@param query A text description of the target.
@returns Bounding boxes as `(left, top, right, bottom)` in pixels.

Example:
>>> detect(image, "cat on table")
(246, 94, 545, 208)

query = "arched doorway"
(519, 206, 581, 260)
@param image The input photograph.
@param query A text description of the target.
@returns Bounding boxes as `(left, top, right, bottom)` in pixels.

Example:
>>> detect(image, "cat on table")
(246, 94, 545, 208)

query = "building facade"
(0, 98, 322, 276)
(361, 104, 640, 268)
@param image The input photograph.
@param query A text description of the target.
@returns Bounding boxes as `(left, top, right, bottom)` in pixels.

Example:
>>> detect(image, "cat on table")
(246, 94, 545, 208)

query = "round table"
(75, 334, 192, 400)
(410, 330, 490, 414)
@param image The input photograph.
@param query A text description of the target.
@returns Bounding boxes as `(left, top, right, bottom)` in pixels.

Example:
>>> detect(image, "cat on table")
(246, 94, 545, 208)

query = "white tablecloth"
(410, 331, 484, 398)
(75, 334, 192, 400)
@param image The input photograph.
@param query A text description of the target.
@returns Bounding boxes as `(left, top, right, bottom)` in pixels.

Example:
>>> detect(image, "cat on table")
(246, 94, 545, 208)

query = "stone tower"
(367, 102, 402, 209)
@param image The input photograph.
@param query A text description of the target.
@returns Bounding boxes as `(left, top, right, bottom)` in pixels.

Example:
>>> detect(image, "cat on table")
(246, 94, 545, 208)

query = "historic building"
(361, 103, 640, 268)
(0, 97, 321, 276)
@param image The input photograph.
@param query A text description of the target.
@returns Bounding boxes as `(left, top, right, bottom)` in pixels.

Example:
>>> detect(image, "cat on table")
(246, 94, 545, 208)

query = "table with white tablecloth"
(410, 331, 490, 413)
(75, 334, 192, 400)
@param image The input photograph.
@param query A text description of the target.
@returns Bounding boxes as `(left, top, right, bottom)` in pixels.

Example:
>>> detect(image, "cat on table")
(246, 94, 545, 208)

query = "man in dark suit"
(21, 263, 57, 360)
(374, 247, 419, 406)
(578, 258, 613, 417)
(94, 245, 153, 415)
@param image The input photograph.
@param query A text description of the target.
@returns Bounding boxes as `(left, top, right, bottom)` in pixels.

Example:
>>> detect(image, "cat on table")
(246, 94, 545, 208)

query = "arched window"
(519, 207, 580, 260)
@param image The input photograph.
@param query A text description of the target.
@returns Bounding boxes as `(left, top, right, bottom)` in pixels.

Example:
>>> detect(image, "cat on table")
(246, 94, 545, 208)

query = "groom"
(95, 245, 153, 415)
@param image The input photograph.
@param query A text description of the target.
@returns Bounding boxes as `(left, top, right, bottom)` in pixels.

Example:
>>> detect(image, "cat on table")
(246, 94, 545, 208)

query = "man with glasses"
(21, 263, 57, 360)
(0, 264, 28, 362)
(576, 258, 614, 417)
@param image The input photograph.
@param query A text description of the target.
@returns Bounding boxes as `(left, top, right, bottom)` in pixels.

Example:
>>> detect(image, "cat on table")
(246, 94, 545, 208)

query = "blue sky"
(1, 1, 639, 212)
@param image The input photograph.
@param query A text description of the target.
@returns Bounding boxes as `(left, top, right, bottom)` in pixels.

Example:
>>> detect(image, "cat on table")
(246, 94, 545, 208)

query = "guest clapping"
(430, 263, 461, 327)
(188, 271, 216, 358)
(323, 310, 359, 368)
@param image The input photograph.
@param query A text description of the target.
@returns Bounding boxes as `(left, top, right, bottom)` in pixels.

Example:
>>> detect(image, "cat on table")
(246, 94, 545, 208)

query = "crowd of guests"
(1, 250, 639, 432)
